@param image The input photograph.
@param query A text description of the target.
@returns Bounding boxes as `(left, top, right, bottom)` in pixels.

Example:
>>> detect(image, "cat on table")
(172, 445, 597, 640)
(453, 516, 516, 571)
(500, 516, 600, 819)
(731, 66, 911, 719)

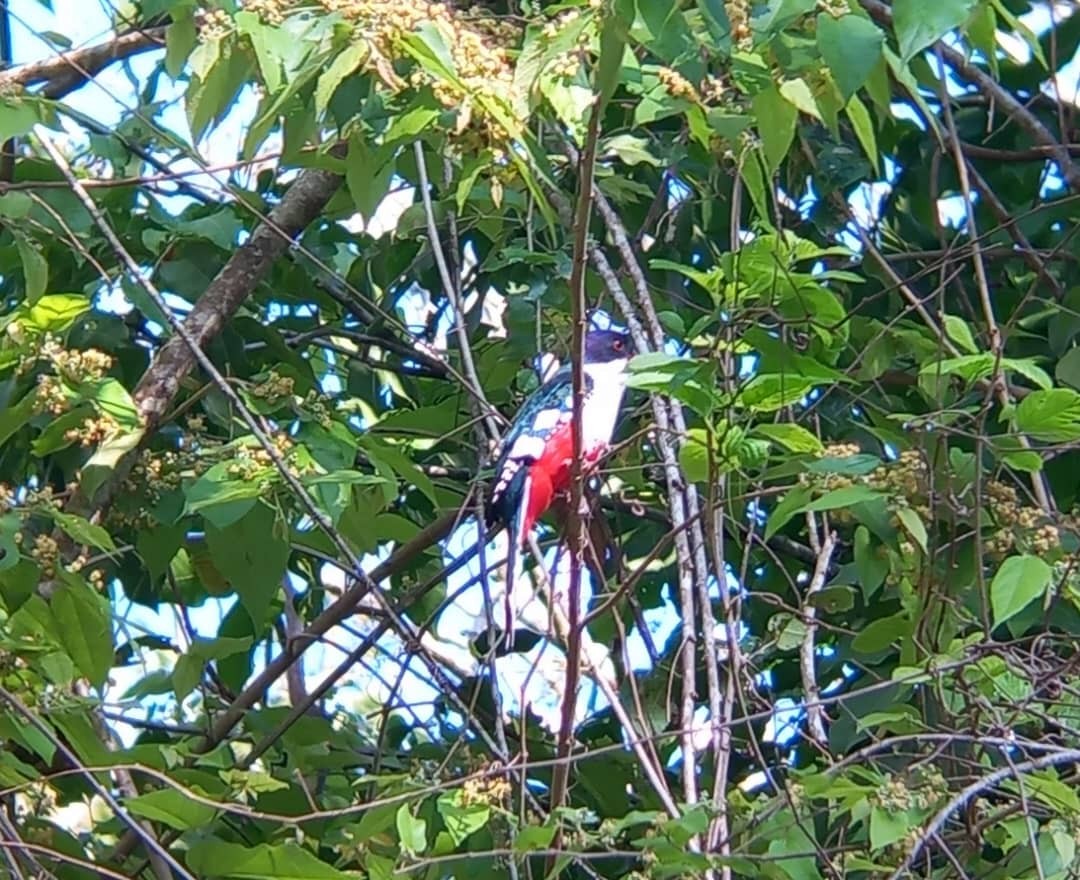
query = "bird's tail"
(502, 499, 530, 649)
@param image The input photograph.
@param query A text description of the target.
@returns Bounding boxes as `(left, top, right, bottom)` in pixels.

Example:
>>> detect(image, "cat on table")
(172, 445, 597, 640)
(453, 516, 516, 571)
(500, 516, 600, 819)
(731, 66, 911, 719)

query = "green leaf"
(817, 13, 884, 101)
(396, 804, 427, 855)
(515, 823, 557, 852)
(601, 134, 662, 167)
(26, 293, 91, 332)
(234, 12, 284, 92)
(1054, 347, 1080, 391)
(894, 507, 927, 555)
(765, 485, 812, 540)
(383, 106, 440, 144)
(50, 580, 113, 688)
(852, 613, 909, 655)
(437, 790, 490, 845)
(752, 85, 797, 174)
(870, 806, 912, 850)
(804, 485, 883, 513)
(1014, 389, 1080, 442)
(678, 432, 710, 483)
(854, 525, 888, 599)
(892, 0, 976, 61)
(126, 788, 218, 830)
(346, 135, 395, 220)
(315, 42, 369, 117)
(991, 554, 1052, 628)
(165, 13, 197, 79)
(0, 98, 43, 143)
(943, 314, 979, 355)
(205, 503, 289, 626)
(50, 511, 117, 554)
(184, 462, 264, 527)
(186, 840, 356, 880)
(845, 93, 878, 173)
(13, 231, 48, 304)
(0, 393, 38, 448)
(738, 374, 814, 412)
(1004, 358, 1052, 392)
(753, 423, 823, 454)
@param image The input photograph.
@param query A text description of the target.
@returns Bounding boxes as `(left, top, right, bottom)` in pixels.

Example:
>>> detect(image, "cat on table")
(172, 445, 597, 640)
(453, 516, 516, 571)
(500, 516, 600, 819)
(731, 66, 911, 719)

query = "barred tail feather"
(502, 472, 532, 649)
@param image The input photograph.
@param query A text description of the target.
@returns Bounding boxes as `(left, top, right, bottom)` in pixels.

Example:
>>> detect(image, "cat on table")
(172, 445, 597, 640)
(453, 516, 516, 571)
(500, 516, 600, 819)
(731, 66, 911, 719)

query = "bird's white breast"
(581, 359, 628, 452)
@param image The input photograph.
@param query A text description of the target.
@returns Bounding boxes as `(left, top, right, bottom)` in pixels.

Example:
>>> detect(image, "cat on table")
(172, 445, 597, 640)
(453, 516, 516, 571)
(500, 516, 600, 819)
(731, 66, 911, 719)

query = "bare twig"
(801, 516, 837, 750)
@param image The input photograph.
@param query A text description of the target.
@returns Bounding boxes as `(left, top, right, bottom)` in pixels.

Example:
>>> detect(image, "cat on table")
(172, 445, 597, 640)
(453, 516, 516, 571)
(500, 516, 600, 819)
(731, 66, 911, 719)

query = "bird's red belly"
(520, 423, 606, 540)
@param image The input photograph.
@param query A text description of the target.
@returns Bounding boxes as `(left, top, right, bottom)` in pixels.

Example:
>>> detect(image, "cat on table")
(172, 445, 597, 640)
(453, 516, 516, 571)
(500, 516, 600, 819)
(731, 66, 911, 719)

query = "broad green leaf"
(778, 77, 821, 121)
(165, 13, 197, 79)
(50, 580, 113, 688)
(1014, 389, 1080, 442)
(804, 485, 883, 513)
(851, 612, 910, 655)
(854, 525, 888, 599)
(943, 314, 979, 355)
(752, 85, 797, 174)
(1054, 346, 1080, 391)
(0, 393, 37, 448)
(765, 485, 812, 540)
(235, 12, 285, 92)
(26, 293, 91, 332)
(845, 93, 878, 173)
(13, 231, 48, 304)
(738, 374, 814, 412)
(184, 462, 264, 527)
(870, 806, 913, 850)
(50, 512, 117, 554)
(315, 42, 369, 117)
(126, 788, 218, 830)
(436, 790, 490, 845)
(678, 428, 714, 482)
(1004, 358, 1052, 392)
(991, 554, 1052, 628)
(396, 804, 427, 855)
(516, 823, 558, 852)
(894, 507, 927, 555)
(0, 98, 43, 143)
(892, 0, 976, 61)
(205, 503, 289, 626)
(753, 423, 823, 454)
(186, 840, 355, 880)
(817, 13, 884, 101)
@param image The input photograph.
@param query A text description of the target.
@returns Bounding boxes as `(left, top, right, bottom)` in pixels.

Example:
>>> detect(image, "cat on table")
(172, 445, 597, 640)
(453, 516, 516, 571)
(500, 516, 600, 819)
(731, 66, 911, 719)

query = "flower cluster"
(872, 767, 947, 814)
(64, 414, 120, 447)
(658, 66, 699, 102)
(726, 0, 752, 49)
(315, 0, 522, 143)
(250, 370, 296, 404)
(461, 770, 512, 807)
(984, 480, 1060, 557)
(243, 0, 288, 25)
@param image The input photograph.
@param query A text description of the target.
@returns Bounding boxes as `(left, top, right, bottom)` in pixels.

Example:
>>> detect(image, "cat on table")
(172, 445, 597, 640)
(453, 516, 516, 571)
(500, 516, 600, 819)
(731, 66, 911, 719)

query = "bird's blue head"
(584, 329, 632, 364)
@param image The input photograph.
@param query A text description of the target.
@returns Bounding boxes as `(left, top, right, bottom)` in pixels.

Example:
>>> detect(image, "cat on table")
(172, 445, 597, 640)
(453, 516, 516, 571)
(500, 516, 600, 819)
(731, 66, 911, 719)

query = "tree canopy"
(1, 0, 1080, 877)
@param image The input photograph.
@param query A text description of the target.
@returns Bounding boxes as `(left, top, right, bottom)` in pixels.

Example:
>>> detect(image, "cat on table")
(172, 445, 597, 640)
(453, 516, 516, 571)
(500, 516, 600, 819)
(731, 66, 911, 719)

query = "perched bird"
(485, 329, 632, 641)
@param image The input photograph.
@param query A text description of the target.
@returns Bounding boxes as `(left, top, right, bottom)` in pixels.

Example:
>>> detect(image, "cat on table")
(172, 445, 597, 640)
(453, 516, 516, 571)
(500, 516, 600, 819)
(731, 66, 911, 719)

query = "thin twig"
(801, 516, 837, 750)
(412, 140, 500, 442)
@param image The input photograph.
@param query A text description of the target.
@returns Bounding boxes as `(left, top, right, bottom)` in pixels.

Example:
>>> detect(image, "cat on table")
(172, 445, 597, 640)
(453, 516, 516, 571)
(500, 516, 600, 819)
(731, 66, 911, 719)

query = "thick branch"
(0, 27, 167, 98)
